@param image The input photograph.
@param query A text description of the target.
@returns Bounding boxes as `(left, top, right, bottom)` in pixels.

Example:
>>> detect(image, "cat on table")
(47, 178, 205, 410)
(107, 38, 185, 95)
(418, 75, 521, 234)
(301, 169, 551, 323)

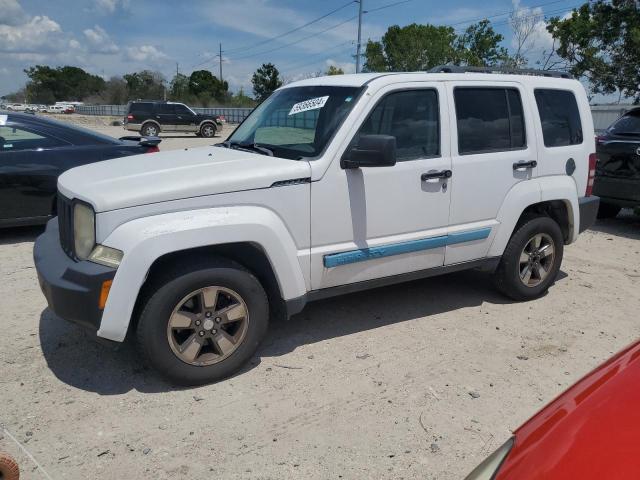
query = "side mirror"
(341, 134, 397, 169)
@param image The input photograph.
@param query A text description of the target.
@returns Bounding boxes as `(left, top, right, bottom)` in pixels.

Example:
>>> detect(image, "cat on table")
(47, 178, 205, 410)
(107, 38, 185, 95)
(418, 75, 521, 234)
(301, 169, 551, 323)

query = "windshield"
(608, 111, 640, 136)
(227, 85, 362, 159)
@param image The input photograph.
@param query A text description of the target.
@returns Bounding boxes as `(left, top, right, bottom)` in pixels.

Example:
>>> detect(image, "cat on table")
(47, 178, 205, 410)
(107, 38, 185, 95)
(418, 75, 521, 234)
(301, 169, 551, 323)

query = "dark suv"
(124, 101, 223, 138)
(593, 108, 640, 218)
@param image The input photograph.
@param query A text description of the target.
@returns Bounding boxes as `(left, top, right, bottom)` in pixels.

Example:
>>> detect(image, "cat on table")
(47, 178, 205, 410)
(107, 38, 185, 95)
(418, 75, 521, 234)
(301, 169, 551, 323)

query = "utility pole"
(219, 43, 223, 82)
(356, 0, 363, 73)
(176, 62, 179, 77)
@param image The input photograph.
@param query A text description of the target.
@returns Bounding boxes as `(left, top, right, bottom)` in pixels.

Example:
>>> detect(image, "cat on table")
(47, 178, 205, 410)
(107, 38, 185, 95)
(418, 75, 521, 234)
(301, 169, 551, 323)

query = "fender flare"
(488, 176, 578, 258)
(96, 205, 307, 342)
(197, 119, 217, 131)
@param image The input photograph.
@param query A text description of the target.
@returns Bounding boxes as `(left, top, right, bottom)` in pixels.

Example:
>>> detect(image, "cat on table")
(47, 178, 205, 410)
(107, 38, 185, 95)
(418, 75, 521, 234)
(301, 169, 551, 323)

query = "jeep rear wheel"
(494, 216, 564, 301)
(0, 453, 20, 480)
(199, 122, 216, 138)
(141, 123, 159, 137)
(136, 258, 268, 385)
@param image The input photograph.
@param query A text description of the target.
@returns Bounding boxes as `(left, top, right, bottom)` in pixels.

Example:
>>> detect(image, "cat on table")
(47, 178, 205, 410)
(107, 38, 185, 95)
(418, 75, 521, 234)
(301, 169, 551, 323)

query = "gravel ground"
(1, 116, 639, 479)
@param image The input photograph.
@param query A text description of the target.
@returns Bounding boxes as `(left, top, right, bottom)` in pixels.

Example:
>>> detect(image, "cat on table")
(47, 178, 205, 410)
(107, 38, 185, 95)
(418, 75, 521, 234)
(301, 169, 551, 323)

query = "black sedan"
(594, 108, 640, 218)
(0, 111, 160, 228)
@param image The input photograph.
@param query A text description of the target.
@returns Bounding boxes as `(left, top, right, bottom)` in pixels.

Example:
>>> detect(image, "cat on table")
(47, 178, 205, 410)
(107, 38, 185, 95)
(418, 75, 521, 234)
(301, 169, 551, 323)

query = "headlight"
(73, 202, 95, 260)
(89, 245, 123, 268)
(465, 437, 514, 480)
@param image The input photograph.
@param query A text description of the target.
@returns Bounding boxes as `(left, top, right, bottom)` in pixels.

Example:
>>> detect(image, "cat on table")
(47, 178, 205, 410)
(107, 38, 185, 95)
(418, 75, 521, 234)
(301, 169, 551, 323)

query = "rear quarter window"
(534, 89, 583, 147)
(129, 103, 155, 115)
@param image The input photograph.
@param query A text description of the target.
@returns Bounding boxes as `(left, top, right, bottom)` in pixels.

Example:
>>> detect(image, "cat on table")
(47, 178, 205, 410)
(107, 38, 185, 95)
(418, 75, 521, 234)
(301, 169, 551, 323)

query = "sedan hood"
(58, 145, 311, 212)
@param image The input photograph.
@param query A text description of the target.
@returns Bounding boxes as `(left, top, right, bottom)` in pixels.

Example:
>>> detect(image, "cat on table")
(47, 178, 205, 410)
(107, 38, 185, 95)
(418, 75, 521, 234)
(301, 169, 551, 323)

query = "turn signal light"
(99, 280, 113, 310)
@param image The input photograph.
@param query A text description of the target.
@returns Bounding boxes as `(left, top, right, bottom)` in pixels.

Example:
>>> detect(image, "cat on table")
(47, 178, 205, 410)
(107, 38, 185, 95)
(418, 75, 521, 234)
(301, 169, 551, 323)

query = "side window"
(357, 89, 440, 161)
(157, 104, 175, 115)
(174, 104, 193, 116)
(0, 125, 68, 152)
(454, 87, 526, 155)
(534, 89, 583, 147)
(130, 102, 154, 115)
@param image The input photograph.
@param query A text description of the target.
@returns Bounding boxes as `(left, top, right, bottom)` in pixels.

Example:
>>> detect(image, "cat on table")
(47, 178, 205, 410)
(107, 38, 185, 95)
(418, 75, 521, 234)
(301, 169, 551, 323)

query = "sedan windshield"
(226, 85, 362, 160)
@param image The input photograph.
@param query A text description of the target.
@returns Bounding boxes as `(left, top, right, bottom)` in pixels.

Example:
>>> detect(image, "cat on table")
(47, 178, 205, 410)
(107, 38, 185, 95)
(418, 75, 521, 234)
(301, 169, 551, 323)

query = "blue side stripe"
(323, 227, 491, 268)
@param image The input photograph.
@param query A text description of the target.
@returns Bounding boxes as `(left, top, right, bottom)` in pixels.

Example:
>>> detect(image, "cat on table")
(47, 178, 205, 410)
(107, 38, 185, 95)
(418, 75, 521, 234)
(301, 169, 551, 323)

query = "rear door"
(156, 103, 177, 131)
(445, 81, 537, 265)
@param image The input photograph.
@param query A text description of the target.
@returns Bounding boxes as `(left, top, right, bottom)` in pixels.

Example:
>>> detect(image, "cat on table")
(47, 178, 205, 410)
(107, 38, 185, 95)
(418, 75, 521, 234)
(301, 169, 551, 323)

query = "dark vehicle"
(123, 100, 223, 138)
(593, 108, 640, 218)
(0, 111, 160, 228)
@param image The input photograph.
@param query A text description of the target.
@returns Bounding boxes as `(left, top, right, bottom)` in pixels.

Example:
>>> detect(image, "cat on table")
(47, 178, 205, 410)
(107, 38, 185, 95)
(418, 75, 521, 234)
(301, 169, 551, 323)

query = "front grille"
(57, 194, 75, 258)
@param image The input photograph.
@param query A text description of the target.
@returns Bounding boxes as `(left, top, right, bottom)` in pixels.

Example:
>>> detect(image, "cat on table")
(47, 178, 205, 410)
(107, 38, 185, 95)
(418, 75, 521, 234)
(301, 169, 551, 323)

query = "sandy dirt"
(1, 116, 640, 479)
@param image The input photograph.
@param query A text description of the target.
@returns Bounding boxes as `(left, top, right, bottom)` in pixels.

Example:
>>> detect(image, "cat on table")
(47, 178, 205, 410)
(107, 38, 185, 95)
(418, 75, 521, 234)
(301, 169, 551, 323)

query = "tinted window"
(129, 102, 154, 114)
(534, 89, 583, 147)
(455, 87, 526, 154)
(173, 104, 193, 115)
(357, 89, 440, 161)
(607, 110, 640, 137)
(157, 104, 175, 114)
(0, 125, 68, 151)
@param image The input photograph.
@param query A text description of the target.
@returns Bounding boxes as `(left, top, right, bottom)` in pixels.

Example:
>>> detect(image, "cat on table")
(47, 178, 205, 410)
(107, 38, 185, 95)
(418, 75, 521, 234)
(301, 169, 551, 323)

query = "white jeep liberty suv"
(35, 67, 600, 385)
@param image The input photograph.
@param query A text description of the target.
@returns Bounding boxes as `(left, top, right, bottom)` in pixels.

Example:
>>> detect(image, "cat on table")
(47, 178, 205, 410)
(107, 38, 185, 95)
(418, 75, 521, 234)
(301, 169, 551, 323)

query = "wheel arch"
(141, 119, 161, 133)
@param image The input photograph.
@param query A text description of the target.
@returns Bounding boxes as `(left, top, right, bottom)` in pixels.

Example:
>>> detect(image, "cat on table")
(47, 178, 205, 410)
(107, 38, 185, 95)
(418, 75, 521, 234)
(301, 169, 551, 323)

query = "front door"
(310, 83, 452, 290)
(173, 104, 198, 132)
(444, 81, 538, 265)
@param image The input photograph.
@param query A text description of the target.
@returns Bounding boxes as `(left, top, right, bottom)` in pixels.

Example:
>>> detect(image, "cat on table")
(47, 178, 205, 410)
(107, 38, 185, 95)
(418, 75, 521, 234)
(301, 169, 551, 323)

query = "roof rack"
(428, 65, 573, 79)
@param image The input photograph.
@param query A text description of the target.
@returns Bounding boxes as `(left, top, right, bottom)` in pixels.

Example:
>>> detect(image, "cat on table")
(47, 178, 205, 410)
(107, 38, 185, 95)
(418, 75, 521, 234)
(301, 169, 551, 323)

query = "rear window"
(454, 87, 526, 154)
(607, 110, 640, 137)
(129, 102, 154, 114)
(534, 89, 583, 147)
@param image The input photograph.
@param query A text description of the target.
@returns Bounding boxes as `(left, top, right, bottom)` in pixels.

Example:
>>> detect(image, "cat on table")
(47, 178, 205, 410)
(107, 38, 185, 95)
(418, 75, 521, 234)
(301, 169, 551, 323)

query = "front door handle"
(421, 170, 452, 181)
(513, 160, 537, 171)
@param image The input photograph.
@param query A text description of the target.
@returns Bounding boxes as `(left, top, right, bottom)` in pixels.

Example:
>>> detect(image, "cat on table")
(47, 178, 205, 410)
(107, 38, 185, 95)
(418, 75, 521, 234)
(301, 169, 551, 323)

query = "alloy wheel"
(519, 233, 555, 287)
(166, 286, 249, 366)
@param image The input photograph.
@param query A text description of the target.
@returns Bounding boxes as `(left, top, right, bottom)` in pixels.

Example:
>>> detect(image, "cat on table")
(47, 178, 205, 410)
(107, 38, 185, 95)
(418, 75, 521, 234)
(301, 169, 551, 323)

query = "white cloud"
(124, 45, 169, 63)
(83, 25, 119, 54)
(94, 0, 130, 14)
(0, 15, 68, 53)
(0, 0, 28, 26)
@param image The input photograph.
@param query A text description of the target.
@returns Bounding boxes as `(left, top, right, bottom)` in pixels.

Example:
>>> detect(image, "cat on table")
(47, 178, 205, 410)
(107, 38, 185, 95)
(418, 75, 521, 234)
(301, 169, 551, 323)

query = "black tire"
(199, 122, 216, 138)
(136, 257, 269, 386)
(140, 123, 159, 137)
(597, 202, 621, 219)
(494, 216, 564, 301)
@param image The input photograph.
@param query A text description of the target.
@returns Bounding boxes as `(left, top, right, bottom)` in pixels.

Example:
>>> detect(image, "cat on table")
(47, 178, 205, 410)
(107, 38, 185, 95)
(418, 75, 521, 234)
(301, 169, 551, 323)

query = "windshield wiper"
(218, 140, 274, 156)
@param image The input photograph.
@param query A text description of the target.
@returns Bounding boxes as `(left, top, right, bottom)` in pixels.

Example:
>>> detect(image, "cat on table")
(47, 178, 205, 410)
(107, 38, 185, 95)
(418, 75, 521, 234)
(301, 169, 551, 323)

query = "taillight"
(145, 146, 160, 153)
(586, 153, 597, 196)
(127, 114, 134, 120)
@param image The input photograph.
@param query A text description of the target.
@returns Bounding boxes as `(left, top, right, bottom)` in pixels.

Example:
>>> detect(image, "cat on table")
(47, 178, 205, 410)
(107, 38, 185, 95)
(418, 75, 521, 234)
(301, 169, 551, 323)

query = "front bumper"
(578, 196, 600, 233)
(34, 219, 116, 333)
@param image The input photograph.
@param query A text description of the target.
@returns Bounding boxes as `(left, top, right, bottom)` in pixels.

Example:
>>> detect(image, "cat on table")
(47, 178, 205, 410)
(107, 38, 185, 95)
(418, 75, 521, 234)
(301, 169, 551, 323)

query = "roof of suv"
(283, 71, 580, 90)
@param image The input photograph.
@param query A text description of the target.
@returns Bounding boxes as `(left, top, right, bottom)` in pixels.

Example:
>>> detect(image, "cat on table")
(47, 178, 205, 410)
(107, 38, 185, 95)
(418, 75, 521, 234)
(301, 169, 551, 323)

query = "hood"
(58, 145, 311, 212)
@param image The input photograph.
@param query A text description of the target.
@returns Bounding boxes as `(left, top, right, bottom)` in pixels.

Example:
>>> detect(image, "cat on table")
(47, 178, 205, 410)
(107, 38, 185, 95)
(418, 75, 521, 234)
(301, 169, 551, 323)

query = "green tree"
(230, 87, 256, 107)
(24, 65, 105, 102)
(547, 0, 640, 102)
(363, 24, 457, 72)
(454, 19, 509, 66)
(169, 73, 190, 101)
(251, 63, 282, 101)
(325, 65, 345, 75)
(123, 70, 165, 100)
(188, 70, 228, 102)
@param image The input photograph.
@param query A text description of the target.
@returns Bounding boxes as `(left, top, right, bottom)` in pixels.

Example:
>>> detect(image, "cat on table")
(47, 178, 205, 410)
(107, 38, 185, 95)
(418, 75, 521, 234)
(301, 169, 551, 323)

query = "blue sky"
(0, 0, 578, 97)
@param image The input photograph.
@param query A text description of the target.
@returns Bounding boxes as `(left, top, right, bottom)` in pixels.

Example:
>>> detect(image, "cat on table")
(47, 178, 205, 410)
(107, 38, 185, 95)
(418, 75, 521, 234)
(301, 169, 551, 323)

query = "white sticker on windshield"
(0, 115, 7, 126)
(288, 96, 329, 116)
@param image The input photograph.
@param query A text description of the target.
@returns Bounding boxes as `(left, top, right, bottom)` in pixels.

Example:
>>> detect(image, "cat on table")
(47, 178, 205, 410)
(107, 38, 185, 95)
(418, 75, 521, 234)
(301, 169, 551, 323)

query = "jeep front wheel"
(136, 259, 268, 385)
(494, 216, 564, 301)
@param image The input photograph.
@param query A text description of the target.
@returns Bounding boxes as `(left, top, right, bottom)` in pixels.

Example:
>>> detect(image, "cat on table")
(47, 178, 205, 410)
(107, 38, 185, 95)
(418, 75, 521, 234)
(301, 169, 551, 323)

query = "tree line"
(3, 2, 638, 106)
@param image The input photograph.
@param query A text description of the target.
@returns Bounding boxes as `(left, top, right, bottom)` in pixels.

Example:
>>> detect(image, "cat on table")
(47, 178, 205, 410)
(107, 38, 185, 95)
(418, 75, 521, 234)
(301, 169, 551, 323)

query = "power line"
(281, 40, 355, 71)
(365, 0, 414, 14)
(222, 0, 357, 55)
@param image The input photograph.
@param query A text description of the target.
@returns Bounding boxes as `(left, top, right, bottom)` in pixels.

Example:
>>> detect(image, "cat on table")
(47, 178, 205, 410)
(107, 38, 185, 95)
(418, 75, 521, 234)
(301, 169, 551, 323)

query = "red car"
(466, 340, 640, 479)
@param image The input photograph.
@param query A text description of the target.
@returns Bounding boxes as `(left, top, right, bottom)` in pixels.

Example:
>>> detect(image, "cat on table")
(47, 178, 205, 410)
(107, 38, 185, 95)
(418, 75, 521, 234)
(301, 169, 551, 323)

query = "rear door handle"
(421, 170, 452, 181)
(513, 160, 537, 171)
